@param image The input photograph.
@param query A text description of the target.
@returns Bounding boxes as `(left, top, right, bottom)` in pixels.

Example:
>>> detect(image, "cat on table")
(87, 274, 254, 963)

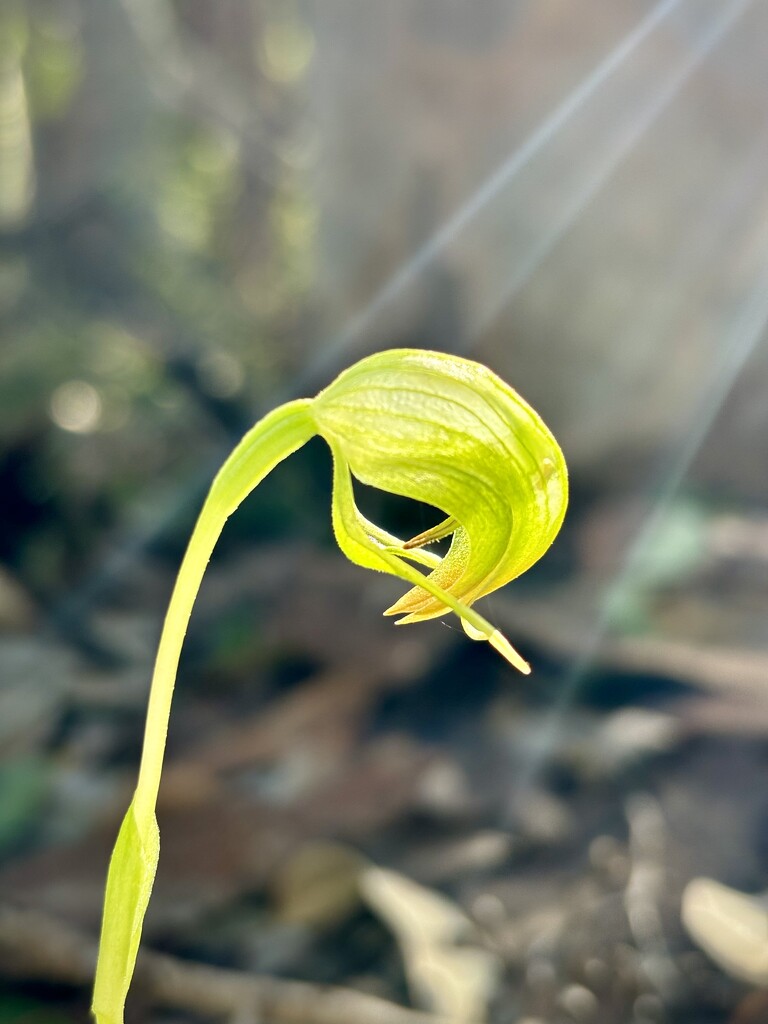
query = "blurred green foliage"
(0, 756, 49, 855)
(0, 0, 322, 597)
(0, 996, 75, 1024)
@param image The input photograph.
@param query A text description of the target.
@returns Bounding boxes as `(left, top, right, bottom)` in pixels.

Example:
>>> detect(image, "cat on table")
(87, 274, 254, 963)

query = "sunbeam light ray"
(301, 0, 690, 392)
(510, 217, 768, 798)
(474, 0, 756, 338)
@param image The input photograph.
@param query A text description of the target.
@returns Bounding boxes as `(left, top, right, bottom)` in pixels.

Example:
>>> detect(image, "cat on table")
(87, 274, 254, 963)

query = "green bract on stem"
(92, 349, 568, 1024)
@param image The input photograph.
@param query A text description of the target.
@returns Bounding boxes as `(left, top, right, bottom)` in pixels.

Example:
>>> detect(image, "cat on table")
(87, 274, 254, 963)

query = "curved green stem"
(136, 397, 315, 817)
(93, 399, 315, 1024)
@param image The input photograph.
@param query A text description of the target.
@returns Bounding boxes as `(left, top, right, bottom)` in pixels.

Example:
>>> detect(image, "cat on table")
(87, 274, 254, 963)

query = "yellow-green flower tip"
(311, 348, 567, 669)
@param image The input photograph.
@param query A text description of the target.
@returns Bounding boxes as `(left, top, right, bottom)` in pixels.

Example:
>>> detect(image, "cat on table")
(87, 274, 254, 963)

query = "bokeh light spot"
(49, 380, 103, 433)
(259, 18, 314, 84)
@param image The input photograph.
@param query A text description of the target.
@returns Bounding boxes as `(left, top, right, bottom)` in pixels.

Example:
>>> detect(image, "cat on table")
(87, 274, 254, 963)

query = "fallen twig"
(498, 596, 768, 698)
(0, 903, 469, 1024)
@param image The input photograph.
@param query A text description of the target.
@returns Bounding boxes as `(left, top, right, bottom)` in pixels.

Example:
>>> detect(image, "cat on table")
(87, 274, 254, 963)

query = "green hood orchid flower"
(313, 349, 567, 671)
(92, 348, 567, 1024)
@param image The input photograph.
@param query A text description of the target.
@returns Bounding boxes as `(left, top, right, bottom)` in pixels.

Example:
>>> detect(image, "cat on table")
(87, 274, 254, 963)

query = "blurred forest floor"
(3, 2, 768, 1023)
(3, 495, 768, 1024)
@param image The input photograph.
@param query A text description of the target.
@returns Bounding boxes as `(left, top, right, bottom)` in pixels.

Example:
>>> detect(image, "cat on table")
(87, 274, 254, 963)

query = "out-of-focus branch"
(498, 596, 768, 699)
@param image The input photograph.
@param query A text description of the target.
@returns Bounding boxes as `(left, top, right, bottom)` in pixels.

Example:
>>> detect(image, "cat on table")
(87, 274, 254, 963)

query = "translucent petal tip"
(488, 630, 531, 675)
